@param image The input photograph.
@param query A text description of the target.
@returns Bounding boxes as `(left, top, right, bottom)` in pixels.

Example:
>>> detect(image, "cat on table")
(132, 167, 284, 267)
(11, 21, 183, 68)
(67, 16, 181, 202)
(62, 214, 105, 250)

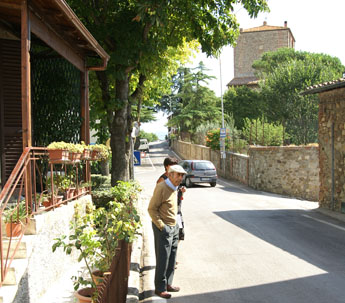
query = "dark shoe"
(155, 290, 172, 299)
(167, 285, 180, 292)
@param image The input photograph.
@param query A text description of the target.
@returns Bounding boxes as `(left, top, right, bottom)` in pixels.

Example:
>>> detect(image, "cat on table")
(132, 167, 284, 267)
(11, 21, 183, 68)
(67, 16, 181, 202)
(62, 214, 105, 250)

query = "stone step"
(2, 240, 27, 259)
(0, 259, 29, 303)
(1, 218, 38, 237)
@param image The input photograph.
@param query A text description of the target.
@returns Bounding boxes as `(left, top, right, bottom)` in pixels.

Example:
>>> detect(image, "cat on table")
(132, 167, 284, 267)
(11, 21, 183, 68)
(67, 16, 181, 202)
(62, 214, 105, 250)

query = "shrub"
(91, 174, 111, 191)
(205, 129, 231, 151)
(242, 117, 286, 146)
(91, 180, 142, 209)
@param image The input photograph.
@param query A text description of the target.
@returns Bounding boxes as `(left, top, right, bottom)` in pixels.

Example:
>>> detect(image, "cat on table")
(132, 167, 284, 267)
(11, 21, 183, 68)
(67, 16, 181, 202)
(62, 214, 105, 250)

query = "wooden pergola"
(0, 0, 109, 186)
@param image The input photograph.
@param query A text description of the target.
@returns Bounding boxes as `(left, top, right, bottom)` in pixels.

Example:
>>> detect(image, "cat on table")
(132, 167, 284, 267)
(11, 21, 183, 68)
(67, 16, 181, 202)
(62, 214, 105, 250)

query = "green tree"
(256, 49, 344, 144)
(137, 131, 159, 143)
(166, 62, 222, 137)
(67, 0, 269, 184)
(223, 85, 264, 130)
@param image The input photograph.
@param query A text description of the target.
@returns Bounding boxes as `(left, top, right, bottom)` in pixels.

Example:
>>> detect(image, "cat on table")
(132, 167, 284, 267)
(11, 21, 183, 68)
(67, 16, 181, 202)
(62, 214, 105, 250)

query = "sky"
(141, 0, 345, 139)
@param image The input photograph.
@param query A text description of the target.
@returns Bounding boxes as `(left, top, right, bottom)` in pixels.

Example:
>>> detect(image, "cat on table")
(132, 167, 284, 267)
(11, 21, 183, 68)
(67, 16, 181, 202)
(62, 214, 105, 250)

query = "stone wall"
(172, 140, 249, 186)
(14, 196, 91, 302)
(248, 146, 319, 201)
(172, 140, 319, 201)
(318, 87, 345, 211)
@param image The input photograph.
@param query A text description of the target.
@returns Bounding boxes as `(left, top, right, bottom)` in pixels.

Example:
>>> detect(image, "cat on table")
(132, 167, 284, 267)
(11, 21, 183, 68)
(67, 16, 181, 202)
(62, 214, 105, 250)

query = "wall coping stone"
(249, 145, 319, 151)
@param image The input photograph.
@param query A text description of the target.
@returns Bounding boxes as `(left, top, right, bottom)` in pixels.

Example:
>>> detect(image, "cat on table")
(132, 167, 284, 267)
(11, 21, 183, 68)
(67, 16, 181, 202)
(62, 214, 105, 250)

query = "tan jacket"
(148, 181, 177, 230)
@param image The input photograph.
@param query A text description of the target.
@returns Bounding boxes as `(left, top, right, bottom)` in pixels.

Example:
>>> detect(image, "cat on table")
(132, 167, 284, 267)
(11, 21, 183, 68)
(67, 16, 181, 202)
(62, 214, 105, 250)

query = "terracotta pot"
(91, 150, 100, 161)
(67, 188, 76, 199)
(74, 287, 96, 303)
(55, 195, 63, 207)
(82, 149, 91, 160)
(48, 149, 69, 163)
(5, 222, 22, 237)
(69, 152, 82, 163)
(76, 188, 83, 196)
(42, 200, 52, 208)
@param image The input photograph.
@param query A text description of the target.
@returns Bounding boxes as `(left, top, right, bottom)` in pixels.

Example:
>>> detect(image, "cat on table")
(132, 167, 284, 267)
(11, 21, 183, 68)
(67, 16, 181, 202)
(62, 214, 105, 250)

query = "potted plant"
(80, 182, 91, 194)
(46, 175, 64, 207)
(91, 181, 142, 283)
(47, 141, 70, 163)
(52, 202, 99, 302)
(4, 201, 27, 237)
(81, 141, 91, 160)
(89, 144, 110, 161)
(68, 143, 84, 163)
(58, 177, 75, 200)
(35, 192, 49, 208)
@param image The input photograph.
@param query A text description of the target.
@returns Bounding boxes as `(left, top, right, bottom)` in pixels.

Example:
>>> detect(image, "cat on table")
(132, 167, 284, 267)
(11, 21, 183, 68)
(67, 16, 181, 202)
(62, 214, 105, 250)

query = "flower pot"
(67, 188, 76, 199)
(48, 149, 69, 163)
(74, 287, 96, 303)
(54, 195, 63, 207)
(69, 152, 82, 163)
(42, 200, 52, 208)
(76, 188, 83, 196)
(82, 149, 91, 160)
(91, 150, 100, 161)
(5, 222, 22, 237)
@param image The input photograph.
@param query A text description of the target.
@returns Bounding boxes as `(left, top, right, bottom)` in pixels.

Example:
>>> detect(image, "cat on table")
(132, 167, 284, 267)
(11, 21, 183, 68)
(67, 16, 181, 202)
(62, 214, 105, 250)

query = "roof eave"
(54, 0, 110, 70)
(301, 79, 345, 95)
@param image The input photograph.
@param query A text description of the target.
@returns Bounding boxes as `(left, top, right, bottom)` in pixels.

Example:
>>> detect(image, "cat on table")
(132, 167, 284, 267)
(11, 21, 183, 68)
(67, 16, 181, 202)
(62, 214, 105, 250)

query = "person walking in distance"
(148, 165, 187, 299)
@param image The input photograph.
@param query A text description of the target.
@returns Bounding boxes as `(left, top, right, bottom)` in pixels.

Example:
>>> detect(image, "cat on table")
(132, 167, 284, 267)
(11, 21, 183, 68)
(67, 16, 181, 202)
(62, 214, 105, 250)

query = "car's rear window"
(194, 162, 215, 170)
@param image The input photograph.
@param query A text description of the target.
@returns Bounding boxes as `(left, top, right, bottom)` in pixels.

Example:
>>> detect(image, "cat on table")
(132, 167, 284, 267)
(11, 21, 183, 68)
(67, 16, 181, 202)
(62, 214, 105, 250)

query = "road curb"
(126, 193, 145, 303)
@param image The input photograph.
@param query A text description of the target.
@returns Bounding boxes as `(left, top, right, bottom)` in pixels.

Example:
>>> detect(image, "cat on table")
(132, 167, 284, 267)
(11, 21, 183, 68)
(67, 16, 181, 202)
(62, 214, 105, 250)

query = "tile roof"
(240, 22, 295, 42)
(227, 77, 259, 87)
(301, 78, 345, 95)
(242, 25, 287, 33)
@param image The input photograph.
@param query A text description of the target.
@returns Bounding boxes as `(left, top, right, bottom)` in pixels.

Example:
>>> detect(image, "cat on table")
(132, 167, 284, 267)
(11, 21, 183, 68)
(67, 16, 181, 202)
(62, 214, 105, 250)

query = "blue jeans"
(152, 222, 179, 292)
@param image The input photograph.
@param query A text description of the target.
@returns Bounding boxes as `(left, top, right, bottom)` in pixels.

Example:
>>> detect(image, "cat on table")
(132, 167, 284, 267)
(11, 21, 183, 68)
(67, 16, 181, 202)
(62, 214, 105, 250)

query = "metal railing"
(0, 147, 91, 285)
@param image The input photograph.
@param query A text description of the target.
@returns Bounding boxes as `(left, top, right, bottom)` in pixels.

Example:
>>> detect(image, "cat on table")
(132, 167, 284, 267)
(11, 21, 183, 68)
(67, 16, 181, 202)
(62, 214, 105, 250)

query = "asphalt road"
(135, 141, 345, 303)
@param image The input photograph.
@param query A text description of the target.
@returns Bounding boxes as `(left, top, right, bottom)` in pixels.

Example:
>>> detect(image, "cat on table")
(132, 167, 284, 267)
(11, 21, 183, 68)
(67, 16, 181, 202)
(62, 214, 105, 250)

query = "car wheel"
(210, 182, 216, 187)
(185, 178, 193, 188)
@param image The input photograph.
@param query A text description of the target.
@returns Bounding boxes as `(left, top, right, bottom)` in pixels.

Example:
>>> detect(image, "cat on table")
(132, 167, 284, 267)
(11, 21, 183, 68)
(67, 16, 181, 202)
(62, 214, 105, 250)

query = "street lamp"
(219, 56, 226, 170)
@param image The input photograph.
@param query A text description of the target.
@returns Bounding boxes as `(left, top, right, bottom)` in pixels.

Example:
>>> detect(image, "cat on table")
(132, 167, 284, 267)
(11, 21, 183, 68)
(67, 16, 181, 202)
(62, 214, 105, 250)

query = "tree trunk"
(110, 78, 131, 185)
(100, 159, 109, 176)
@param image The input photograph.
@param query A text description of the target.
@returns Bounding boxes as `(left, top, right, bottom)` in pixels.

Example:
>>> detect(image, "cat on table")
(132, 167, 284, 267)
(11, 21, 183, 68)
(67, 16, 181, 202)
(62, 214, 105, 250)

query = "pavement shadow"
(214, 209, 345, 274)
(167, 274, 344, 303)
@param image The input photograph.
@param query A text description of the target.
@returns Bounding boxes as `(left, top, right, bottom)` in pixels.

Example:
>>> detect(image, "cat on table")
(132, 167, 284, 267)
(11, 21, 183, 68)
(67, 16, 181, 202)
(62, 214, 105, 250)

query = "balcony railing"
(0, 146, 91, 285)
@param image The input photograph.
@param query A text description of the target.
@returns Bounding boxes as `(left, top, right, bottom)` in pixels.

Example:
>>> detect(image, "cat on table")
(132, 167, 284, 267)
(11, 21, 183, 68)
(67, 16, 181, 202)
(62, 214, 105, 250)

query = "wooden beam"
(80, 70, 90, 184)
(0, 1, 21, 10)
(21, 0, 31, 148)
(29, 10, 85, 71)
(21, 0, 32, 217)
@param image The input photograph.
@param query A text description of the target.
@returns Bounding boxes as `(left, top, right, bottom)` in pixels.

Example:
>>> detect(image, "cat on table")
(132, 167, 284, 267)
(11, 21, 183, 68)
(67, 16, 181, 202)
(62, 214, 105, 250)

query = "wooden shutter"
(0, 39, 22, 187)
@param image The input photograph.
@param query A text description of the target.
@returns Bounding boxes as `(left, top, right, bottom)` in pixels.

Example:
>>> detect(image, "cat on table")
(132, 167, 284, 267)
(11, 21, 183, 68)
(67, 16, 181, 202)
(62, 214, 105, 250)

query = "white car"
(138, 139, 149, 152)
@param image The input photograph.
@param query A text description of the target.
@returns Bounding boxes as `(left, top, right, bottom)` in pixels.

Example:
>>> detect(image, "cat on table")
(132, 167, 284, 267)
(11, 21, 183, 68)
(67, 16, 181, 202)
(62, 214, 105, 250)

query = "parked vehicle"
(179, 160, 217, 187)
(138, 139, 149, 152)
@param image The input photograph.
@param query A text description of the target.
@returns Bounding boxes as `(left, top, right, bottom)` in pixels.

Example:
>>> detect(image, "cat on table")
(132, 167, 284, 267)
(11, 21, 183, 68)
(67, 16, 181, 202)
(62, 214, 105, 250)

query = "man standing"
(148, 165, 187, 299)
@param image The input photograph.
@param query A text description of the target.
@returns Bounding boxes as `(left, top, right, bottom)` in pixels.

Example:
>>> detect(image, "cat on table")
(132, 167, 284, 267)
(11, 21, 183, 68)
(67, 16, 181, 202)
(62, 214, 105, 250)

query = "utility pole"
(219, 56, 226, 172)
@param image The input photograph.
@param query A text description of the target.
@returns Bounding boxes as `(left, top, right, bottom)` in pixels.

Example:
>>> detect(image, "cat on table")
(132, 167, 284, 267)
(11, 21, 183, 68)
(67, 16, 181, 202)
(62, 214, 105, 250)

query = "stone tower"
(227, 21, 295, 87)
